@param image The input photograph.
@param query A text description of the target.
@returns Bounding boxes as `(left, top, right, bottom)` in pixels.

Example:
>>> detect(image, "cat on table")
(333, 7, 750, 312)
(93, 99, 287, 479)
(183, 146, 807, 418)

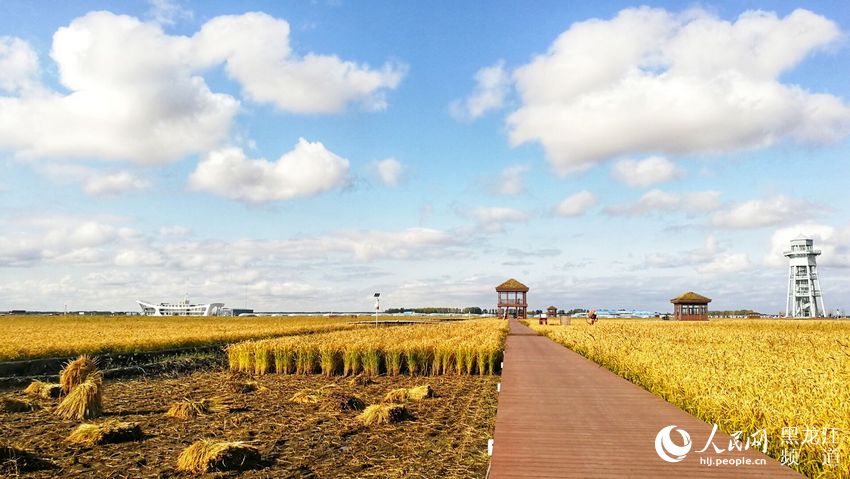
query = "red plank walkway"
(488, 319, 801, 478)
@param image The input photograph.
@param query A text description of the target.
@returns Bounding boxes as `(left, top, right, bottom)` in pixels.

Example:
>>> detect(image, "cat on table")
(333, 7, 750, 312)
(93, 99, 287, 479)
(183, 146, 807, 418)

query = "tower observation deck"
(784, 237, 825, 318)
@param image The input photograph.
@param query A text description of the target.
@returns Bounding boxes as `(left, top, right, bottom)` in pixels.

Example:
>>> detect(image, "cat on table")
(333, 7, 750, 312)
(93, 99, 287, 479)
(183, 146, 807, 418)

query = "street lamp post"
(374, 292, 380, 327)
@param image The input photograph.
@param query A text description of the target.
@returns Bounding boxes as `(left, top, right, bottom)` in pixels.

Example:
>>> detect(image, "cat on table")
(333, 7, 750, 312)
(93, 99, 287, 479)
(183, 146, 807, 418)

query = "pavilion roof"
(670, 291, 712, 304)
(496, 278, 529, 292)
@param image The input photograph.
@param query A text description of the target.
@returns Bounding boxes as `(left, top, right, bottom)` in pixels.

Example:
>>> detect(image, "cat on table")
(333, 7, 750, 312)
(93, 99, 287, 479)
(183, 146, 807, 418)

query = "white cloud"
(0, 37, 38, 93)
(147, 0, 193, 25)
(159, 226, 191, 237)
(39, 164, 149, 196)
(766, 223, 850, 268)
(468, 207, 529, 223)
(643, 234, 752, 274)
(85, 171, 151, 196)
(491, 164, 529, 196)
(188, 138, 350, 203)
(375, 157, 404, 187)
(0, 13, 238, 164)
(114, 248, 166, 267)
(0, 11, 405, 165)
(698, 253, 751, 274)
(556, 190, 596, 217)
(605, 189, 721, 216)
(611, 156, 684, 187)
(450, 60, 511, 120)
(194, 12, 406, 113)
(712, 195, 806, 229)
(464, 206, 529, 233)
(682, 191, 722, 212)
(507, 8, 850, 173)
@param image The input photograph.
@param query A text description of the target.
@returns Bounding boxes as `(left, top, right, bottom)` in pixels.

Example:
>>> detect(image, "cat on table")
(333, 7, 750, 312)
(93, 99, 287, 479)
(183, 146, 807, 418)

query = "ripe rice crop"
(227, 320, 507, 377)
(531, 319, 850, 479)
(0, 315, 360, 362)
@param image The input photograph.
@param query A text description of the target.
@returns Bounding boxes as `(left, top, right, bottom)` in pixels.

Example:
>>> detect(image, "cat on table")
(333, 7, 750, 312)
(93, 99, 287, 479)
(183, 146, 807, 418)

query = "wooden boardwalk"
(488, 319, 801, 478)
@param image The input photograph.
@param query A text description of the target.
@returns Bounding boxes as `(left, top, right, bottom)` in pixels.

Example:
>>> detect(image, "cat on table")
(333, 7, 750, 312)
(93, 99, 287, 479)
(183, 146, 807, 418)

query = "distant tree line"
(385, 307, 486, 314)
(708, 309, 760, 317)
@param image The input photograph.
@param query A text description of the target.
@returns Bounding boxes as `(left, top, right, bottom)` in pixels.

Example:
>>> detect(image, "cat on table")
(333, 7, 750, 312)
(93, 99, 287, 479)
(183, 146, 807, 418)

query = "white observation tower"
(784, 237, 825, 318)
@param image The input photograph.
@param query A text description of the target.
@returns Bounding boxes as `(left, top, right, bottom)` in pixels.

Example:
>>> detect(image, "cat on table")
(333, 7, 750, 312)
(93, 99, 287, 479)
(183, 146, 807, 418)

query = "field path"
(488, 319, 801, 478)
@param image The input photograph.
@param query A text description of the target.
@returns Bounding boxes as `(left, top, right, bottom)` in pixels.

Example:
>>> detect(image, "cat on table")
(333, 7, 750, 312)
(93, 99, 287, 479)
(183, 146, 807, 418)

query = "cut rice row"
(227, 319, 507, 376)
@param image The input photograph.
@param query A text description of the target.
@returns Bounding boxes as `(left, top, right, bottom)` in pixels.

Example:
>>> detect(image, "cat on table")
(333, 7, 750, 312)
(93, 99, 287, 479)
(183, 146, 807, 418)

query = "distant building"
(670, 292, 711, 321)
(496, 278, 528, 319)
(137, 298, 224, 316)
(784, 237, 826, 318)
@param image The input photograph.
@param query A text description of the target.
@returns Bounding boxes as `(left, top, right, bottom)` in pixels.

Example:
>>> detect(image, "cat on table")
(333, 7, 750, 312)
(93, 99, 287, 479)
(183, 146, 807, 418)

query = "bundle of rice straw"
(166, 398, 227, 419)
(23, 381, 62, 399)
(358, 404, 409, 426)
(67, 420, 143, 446)
(319, 390, 365, 412)
(383, 388, 409, 403)
(1, 396, 39, 413)
(54, 372, 103, 420)
(383, 384, 434, 402)
(407, 384, 434, 400)
(59, 355, 97, 395)
(176, 440, 261, 473)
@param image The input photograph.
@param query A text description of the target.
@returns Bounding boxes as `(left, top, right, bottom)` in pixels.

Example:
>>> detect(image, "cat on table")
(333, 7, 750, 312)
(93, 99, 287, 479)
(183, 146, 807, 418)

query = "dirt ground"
(1, 368, 499, 478)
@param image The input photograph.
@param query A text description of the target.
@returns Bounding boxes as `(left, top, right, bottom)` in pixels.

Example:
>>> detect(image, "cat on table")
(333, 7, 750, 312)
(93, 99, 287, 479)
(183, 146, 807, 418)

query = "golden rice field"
(0, 315, 361, 361)
(530, 319, 850, 479)
(229, 319, 508, 376)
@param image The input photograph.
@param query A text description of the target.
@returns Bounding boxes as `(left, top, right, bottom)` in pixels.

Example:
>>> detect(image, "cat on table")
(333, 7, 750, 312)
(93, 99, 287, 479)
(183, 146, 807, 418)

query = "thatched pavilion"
(496, 278, 528, 319)
(670, 292, 711, 321)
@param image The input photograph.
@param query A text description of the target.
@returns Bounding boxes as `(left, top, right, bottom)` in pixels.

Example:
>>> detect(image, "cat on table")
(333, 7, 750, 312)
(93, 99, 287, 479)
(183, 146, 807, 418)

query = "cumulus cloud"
(464, 207, 529, 233)
(0, 11, 404, 164)
(712, 195, 807, 229)
(0, 214, 463, 271)
(0, 37, 38, 93)
(40, 164, 150, 196)
(605, 189, 720, 216)
(375, 157, 404, 187)
(766, 223, 850, 268)
(507, 7, 850, 173)
(450, 60, 511, 120)
(698, 253, 752, 274)
(643, 234, 752, 273)
(467, 207, 529, 223)
(194, 12, 405, 113)
(611, 156, 684, 187)
(147, 0, 193, 25)
(188, 138, 349, 203)
(84, 172, 151, 196)
(0, 13, 238, 164)
(555, 190, 596, 217)
(488, 164, 529, 196)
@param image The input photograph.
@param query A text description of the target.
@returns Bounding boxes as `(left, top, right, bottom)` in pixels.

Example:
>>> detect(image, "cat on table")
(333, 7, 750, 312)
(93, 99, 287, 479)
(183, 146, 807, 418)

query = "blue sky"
(1, 0, 848, 313)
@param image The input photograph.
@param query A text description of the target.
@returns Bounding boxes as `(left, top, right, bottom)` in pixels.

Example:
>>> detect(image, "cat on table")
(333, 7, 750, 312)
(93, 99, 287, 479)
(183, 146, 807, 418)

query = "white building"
(137, 298, 225, 316)
(784, 237, 826, 318)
